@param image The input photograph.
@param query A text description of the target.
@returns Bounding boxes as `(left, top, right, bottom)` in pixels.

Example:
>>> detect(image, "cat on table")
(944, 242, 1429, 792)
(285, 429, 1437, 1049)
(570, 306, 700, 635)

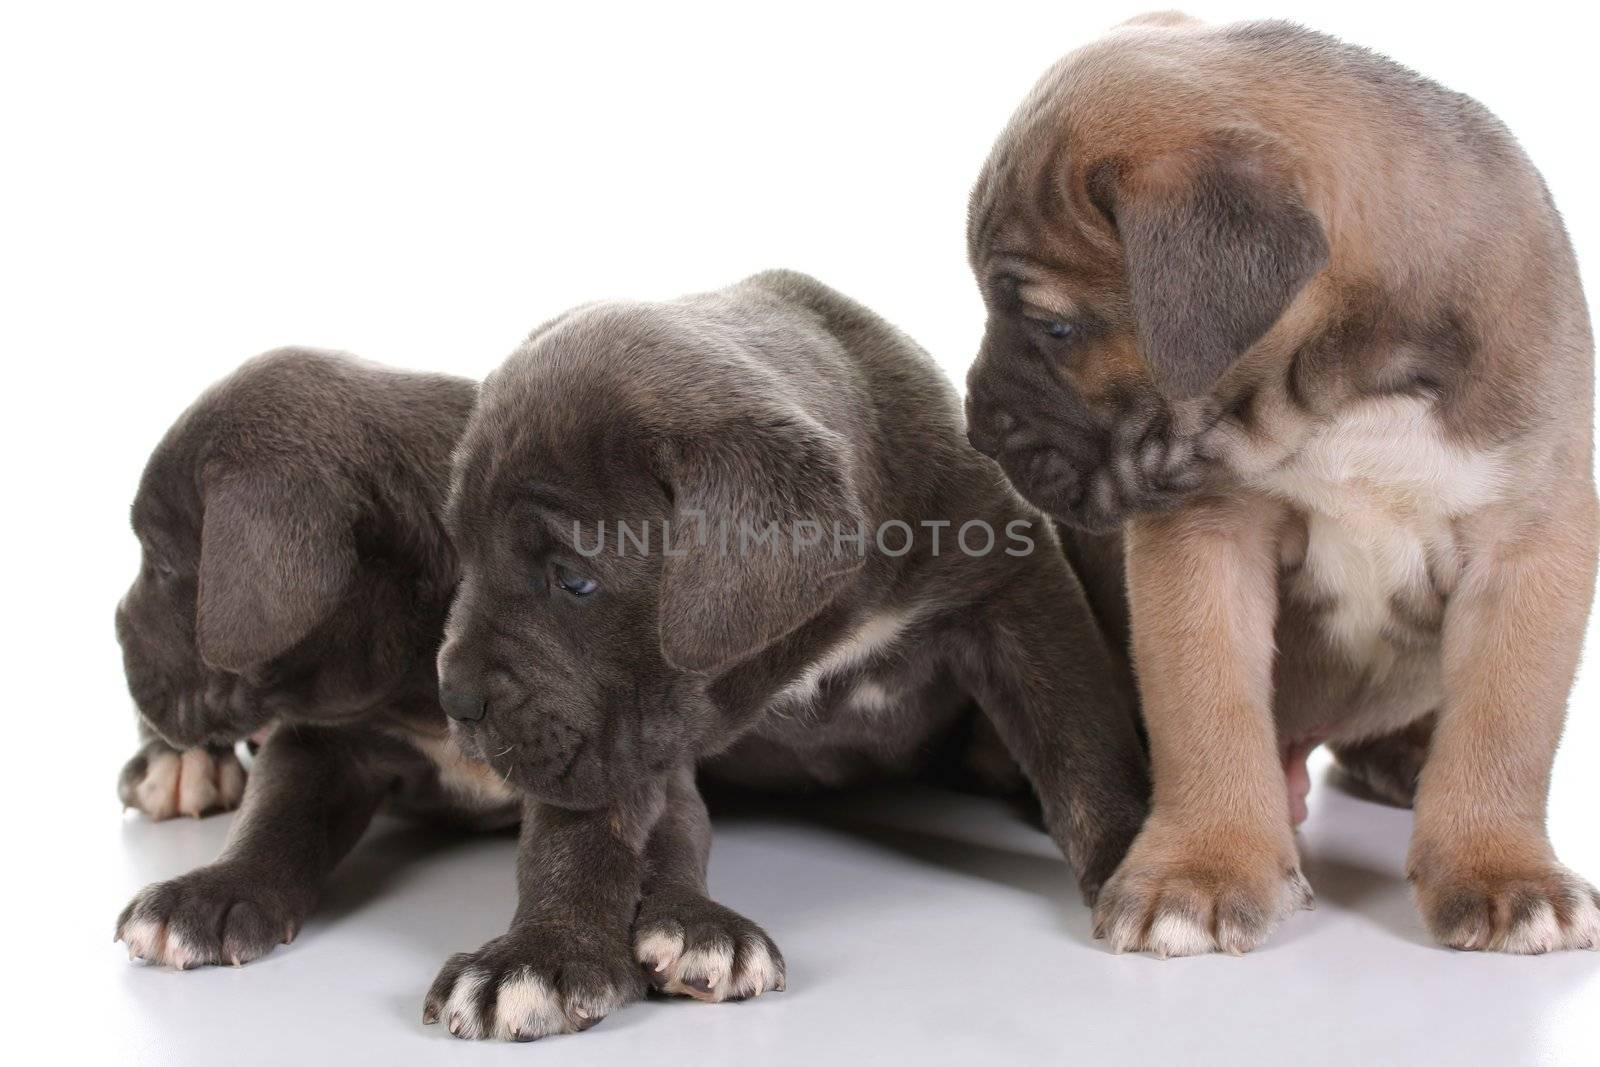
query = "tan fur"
(387, 727, 519, 812)
(1095, 493, 1313, 955)
(968, 16, 1598, 954)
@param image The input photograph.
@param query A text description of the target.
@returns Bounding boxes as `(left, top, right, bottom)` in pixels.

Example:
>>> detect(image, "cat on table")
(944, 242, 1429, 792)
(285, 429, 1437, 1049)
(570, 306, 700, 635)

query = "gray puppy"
(428, 270, 1148, 1041)
(115, 349, 519, 969)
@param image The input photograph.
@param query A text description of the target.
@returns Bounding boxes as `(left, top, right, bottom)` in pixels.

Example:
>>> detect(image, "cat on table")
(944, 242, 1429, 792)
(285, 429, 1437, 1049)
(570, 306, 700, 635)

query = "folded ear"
(196, 469, 356, 672)
(657, 413, 866, 674)
(1113, 131, 1330, 399)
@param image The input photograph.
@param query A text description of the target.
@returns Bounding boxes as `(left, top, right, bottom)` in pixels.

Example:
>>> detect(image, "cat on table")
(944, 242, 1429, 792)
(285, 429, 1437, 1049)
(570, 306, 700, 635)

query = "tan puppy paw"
(1093, 822, 1312, 957)
(1411, 860, 1600, 953)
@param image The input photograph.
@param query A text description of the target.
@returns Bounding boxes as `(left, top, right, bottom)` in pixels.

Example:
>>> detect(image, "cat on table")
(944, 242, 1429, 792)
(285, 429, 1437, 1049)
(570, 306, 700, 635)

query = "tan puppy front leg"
(1094, 493, 1312, 956)
(1408, 493, 1600, 952)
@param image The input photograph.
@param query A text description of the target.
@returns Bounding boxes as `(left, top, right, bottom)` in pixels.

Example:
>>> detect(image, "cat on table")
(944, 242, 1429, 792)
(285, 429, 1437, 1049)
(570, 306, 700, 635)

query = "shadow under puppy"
(429, 269, 1148, 1041)
(964, 15, 1598, 955)
(115, 349, 520, 969)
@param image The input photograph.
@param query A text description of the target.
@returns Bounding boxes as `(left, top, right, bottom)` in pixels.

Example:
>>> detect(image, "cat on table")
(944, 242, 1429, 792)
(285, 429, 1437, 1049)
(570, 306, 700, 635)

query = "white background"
(3, 1, 1598, 1063)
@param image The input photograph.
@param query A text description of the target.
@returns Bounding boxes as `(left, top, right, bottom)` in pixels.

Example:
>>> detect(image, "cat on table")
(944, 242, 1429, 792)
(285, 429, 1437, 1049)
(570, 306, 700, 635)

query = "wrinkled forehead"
(969, 147, 1124, 291)
(971, 140, 1059, 257)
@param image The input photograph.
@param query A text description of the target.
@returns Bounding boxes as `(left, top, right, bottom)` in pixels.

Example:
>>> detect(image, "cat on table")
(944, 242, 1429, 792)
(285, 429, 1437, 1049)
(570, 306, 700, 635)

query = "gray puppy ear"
(1114, 131, 1329, 399)
(196, 469, 356, 672)
(657, 413, 866, 674)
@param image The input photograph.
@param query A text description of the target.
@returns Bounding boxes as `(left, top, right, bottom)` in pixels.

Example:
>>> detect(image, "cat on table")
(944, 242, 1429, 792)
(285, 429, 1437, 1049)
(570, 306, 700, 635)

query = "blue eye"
(555, 568, 599, 597)
(1040, 319, 1074, 339)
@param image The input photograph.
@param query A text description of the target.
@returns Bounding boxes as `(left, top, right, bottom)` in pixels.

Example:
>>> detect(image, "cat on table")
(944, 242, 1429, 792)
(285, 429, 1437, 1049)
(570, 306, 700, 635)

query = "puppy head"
(965, 115, 1329, 529)
(116, 350, 465, 748)
(437, 307, 864, 808)
(118, 454, 356, 748)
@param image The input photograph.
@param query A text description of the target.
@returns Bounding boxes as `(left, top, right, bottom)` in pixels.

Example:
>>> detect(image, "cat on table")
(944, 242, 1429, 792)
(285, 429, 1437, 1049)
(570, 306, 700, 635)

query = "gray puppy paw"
(116, 864, 307, 968)
(634, 896, 785, 1001)
(119, 739, 245, 820)
(424, 927, 643, 1041)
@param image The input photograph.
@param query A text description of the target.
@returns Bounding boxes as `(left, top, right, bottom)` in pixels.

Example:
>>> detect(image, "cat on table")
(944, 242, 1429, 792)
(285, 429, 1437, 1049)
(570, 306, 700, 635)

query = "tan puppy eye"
(1027, 316, 1080, 344)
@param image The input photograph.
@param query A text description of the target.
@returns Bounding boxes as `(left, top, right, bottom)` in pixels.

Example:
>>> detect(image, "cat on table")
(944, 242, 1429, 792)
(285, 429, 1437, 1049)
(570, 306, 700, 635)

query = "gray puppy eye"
(554, 566, 599, 597)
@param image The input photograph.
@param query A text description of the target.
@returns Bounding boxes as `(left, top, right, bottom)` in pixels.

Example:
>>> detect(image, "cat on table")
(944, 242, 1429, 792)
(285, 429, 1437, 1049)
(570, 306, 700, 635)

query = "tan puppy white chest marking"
(1245, 396, 1507, 669)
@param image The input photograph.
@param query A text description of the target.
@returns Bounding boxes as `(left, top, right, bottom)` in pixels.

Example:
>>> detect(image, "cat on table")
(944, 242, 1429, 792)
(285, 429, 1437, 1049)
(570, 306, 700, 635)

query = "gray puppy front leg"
(116, 725, 387, 967)
(423, 785, 663, 1041)
(953, 553, 1151, 904)
(633, 766, 785, 1001)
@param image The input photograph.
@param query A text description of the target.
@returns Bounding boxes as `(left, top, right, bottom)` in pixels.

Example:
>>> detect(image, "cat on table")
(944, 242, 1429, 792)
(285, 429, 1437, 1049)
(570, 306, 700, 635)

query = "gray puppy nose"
(440, 684, 486, 723)
(966, 423, 999, 457)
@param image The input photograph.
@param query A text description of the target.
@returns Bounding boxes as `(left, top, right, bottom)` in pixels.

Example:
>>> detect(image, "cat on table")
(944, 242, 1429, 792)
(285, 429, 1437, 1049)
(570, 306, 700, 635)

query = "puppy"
(115, 349, 519, 969)
(964, 14, 1598, 955)
(428, 269, 1148, 1040)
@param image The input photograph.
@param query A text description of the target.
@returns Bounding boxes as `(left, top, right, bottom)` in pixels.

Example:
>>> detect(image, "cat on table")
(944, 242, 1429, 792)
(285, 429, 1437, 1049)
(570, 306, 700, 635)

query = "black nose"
(440, 684, 486, 723)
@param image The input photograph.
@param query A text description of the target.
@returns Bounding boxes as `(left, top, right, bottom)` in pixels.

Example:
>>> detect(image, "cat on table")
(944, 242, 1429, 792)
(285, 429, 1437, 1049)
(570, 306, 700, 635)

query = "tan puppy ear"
(196, 469, 356, 672)
(1112, 130, 1329, 399)
(657, 413, 866, 674)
